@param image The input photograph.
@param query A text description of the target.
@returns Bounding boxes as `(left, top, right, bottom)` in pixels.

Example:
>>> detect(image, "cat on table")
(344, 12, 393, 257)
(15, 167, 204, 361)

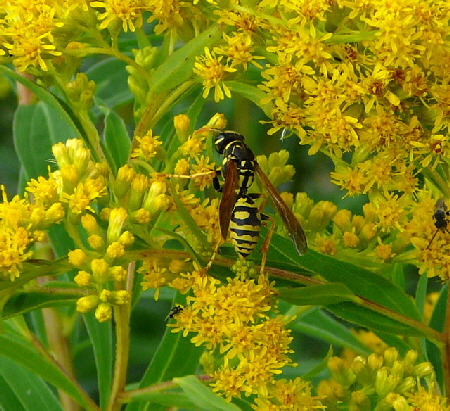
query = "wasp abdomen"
(229, 196, 262, 258)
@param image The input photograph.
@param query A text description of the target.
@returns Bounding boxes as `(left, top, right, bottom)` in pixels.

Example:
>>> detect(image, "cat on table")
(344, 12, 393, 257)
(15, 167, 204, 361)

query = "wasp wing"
(255, 163, 307, 255)
(219, 160, 238, 239)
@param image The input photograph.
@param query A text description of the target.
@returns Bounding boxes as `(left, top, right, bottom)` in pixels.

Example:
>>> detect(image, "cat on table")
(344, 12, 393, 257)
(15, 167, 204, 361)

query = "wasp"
(165, 305, 183, 321)
(213, 131, 307, 260)
(427, 199, 450, 248)
(229, 193, 270, 259)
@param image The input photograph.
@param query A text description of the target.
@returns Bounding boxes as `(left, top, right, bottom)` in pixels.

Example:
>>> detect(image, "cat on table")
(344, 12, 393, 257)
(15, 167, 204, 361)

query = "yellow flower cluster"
(170, 272, 304, 401)
(319, 347, 447, 410)
(0, 185, 63, 280)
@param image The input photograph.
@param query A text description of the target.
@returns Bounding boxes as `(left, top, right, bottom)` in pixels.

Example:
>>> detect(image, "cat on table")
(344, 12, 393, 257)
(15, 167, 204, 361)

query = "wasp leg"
(241, 192, 272, 273)
(259, 213, 273, 274)
(212, 169, 222, 192)
(199, 241, 222, 275)
(155, 170, 216, 180)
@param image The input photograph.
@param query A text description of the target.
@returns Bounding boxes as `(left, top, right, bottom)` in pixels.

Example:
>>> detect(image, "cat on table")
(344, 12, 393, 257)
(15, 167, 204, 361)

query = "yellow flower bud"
(115, 165, 135, 199)
(206, 113, 227, 130)
(375, 368, 399, 397)
(67, 73, 96, 112)
(384, 347, 399, 367)
(131, 208, 151, 224)
(343, 231, 359, 248)
(88, 234, 104, 250)
(118, 231, 134, 246)
(396, 376, 415, 394)
(107, 208, 128, 244)
(76, 295, 99, 313)
(129, 175, 148, 211)
(334, 209, 352, 231)
(368, 353, 383, 370)
(174, 158, 190, 176)
(68, 249, 87, 267)
(95, 303, 112, 322)
(413, 361, 434, 377)
(45, 203, 65, 223)
(29, 207, 45, 227)
(106, 242, 125, 258)
(74, 270, 91, 286)
(110, 266, 127, 281)
(328, 357, 356, 388)
(403, 350, 418, 368)
(350, 390, 369, 409)
(60, 164, 79, 187)
(111, 290, 130, 305)
(174, 114, 191, 142)
(91, 258, 109, 284)
(143, 181, 167, 212)
(52, 142, 70, 168)
(99, 289, 111, 301)
(376, 243, 394, 261)
(81, 213, 99, 235)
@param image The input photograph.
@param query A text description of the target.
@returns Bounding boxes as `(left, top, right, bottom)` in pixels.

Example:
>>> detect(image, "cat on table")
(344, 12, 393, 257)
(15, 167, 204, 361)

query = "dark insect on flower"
(213, 131, 307, 261)
(427, 199, 450, 249)
(165, 306, 183, 321)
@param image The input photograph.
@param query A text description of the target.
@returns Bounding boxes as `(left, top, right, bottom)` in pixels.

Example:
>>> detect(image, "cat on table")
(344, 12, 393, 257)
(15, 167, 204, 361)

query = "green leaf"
(292, 307, 370, 354)
(140, 326, 203, 384)
(302, 347, 334, 380)
(0, 356, 61, 411)
(83, 312, 113, 411)
(426, 284, 447, 390)
(0, 65, 80, 138)
(278, 283, 357, 306)
(151, 25, 223, 93)
(86, 57, 133, 108)
(2, 289, 79, 319)
(266, 232, 422, 324)
(0, 321, 96, 410)
(415, 272, 428, 317)
(103, 109, 131, 170)
(0, 373, 27, 411)
(48, 224, 75, 258)
(226, 81, 272, 117)
(13, 102, 78, 181)
(326, 302, 420, 336)
(126, 391, 196, 409)
(174, 375, 241, 411)
(127, 304, 203, 411)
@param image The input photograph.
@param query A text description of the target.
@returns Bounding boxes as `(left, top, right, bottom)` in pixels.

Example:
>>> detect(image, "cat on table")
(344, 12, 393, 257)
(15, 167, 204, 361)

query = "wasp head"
(214, 131, 245, 154)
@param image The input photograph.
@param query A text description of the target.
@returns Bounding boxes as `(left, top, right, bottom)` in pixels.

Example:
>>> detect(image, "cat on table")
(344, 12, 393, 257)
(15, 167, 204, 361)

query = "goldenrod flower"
(253, 377, 325, 411)
(214, 32, 263, 70)
(131, 130, 162, 160)
(194, 47, 236, 102)
(68, 249, 88, 267)
(91, 0, 145, 32)
(140, 257, 169, 299)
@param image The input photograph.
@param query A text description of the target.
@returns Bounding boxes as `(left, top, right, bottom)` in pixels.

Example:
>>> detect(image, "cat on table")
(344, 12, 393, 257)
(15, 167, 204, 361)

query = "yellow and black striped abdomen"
(229, 196, 261, 258)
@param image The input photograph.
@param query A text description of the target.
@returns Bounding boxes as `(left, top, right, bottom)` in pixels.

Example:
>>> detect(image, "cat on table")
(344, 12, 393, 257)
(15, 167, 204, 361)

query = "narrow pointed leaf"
(151, 25, 222, 93)
(0, 356, 61, 411)
(278, 283, 357, 306)
(174, 375, 241, 411)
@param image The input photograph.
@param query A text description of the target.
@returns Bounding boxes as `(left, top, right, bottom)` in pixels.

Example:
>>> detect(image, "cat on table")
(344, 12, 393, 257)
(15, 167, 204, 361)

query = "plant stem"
(29, 332, 99, 411)
(42, 306, 80, 411)
(107, 271, 133, 410)
(443, 284, 450, 396)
